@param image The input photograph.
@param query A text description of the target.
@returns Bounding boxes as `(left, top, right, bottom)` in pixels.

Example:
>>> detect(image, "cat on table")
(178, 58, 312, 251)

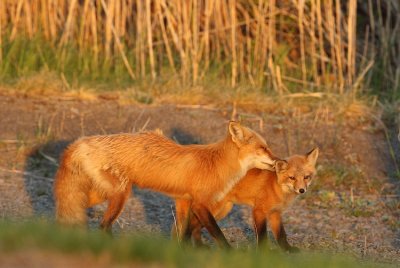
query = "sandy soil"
(0, 93, 398, 264)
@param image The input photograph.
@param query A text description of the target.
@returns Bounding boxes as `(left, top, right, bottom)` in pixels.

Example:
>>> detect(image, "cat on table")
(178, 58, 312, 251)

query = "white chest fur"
(214, 157, 251, 202)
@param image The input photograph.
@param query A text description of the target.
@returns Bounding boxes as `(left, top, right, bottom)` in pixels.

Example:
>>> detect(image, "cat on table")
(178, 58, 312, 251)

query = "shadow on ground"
(23, 128, 203, 236)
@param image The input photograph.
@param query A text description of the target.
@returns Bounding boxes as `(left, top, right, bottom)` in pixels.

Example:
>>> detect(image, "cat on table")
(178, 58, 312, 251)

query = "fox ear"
(229, 121, 245, 144)
(306, 148, 319, 166)
(275, 160, 288, 173)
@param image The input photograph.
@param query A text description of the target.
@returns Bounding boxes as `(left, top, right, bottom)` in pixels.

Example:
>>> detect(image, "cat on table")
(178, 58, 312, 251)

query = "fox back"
(54, 122, 278, 232)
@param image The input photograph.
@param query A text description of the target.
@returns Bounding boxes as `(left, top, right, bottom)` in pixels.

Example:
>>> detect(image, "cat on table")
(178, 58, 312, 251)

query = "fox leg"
(171, 203, 207, 247)
(189, 201, 233, 247)
(173, 204, 207, 247)
(100, 183, 132, 233)
(253, 208, 268, 246)
(268, 211, 299, 253)
(191, 203, 231, 249)
(171, 199, 192, 242)
(186, 215, 205, 247)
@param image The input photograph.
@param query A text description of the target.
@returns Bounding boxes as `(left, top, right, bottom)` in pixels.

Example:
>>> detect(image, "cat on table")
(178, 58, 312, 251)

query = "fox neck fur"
(225, 168, 298, 211)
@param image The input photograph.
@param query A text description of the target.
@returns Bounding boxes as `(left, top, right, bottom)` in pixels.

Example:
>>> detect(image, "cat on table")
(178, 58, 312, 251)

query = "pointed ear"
(306, 148, 319, 166)
(229, 121, 245, 144)
(275, 160, 288, 173)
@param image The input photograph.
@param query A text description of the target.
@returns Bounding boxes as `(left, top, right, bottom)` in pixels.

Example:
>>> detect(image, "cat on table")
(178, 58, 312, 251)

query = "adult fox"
(54, 121, 278, 248)
(174, 148, 319, 252)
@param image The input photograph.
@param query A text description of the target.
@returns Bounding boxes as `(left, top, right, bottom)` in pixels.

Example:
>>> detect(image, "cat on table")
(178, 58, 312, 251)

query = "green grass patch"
(0, 35, 142, 89)
(0, 220, 386, 267)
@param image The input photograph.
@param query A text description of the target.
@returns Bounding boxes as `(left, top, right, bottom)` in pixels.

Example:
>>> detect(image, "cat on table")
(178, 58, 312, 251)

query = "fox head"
(275, 148, 319, 195)
(228, 121, 278, 171)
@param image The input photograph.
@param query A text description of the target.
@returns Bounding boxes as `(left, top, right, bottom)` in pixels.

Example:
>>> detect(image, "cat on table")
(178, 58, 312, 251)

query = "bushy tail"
(54, 151, 88, 226)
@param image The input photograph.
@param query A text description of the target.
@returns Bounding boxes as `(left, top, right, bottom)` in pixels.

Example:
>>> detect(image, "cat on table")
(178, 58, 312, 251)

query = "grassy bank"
(0, 220, 387, 267)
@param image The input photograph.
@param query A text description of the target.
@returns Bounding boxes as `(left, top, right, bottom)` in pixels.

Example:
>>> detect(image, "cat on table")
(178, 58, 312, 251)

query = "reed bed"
(0, 0, 398, 95)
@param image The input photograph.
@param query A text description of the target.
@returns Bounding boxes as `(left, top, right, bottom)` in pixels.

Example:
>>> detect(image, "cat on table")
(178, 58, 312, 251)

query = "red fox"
(174, 148, 319, 252)
(54, 122, 278, 248)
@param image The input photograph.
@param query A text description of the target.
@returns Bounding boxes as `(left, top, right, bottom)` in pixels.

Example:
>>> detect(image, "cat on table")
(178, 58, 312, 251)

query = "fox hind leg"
(191, 203, 231, 249)
(189, 216, 207, 247)
(100, 183, 132, 233)
(172, 199, 193, 242)
(190, 202, 233, 247)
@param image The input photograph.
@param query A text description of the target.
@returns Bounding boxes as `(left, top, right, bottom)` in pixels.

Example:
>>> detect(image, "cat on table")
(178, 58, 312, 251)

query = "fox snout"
(294, 183, 308, 194)
(261, 157, 277, 171)
(261, 151, 281, 171)
(261, 158, 276, 166)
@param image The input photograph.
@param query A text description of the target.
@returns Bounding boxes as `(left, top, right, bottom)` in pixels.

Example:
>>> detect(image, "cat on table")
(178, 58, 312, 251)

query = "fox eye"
(289, 176, 295, 180)
(304, 175, 311, 180)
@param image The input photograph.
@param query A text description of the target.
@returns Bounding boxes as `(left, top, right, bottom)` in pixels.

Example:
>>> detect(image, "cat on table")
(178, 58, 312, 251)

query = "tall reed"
(0, 0, 398, 95)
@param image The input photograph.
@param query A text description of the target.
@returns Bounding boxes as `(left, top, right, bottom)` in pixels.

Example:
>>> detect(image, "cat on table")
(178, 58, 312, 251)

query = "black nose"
(299, 188, 305, 194)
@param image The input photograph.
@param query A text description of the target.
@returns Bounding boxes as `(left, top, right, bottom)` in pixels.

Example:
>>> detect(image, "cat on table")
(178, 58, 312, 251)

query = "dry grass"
(3, 77, 379, 130)
(0, 0, 398, 94)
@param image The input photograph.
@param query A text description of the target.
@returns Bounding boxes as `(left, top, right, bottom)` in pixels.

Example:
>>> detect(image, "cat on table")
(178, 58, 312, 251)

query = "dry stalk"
(297, 0, 307, 83)
(347, 0, 357, 86)
(100, 0, 136, 80)
(230, 0, 237, 87)
(170, 205, 181, 243)
(146, 0, 156, 80)
(0, 167, 53, 183)
(38, 149, 59, 167)
(0, 0, 397, 93)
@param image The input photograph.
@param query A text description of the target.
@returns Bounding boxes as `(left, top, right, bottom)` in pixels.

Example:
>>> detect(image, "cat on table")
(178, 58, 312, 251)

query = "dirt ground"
(0, 92, 399, 264)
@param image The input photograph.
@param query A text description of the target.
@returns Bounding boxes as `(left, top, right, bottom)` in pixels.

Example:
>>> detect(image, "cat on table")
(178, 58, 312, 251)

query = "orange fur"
(54, 122, 278, 247)
(174, 148, 319, 251)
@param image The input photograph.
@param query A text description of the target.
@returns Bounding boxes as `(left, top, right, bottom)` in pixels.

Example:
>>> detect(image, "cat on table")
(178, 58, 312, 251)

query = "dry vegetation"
(0, 0, 399, 95)
(0, 1, 399, 265)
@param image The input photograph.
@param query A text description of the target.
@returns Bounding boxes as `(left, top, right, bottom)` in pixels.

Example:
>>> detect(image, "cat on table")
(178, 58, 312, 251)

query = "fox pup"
(174, 148, 318, 251)
(54, 122, 278, 248)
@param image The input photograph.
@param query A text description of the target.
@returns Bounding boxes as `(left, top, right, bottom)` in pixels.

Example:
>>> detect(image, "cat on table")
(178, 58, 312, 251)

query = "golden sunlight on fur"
(54, 122, 278, 248)
(174, 148, 319, 251)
